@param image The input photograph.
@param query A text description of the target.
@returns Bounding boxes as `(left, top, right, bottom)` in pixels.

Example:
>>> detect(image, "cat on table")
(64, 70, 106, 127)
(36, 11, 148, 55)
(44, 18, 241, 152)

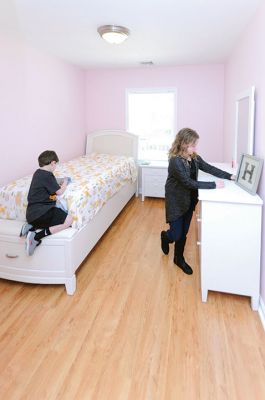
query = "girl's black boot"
(160, 231, 173, 255)
(174, 237, 193, 275)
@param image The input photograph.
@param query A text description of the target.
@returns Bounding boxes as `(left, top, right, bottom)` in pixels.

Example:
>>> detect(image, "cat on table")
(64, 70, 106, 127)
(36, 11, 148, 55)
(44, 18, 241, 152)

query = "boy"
(22, 150, 73, 256)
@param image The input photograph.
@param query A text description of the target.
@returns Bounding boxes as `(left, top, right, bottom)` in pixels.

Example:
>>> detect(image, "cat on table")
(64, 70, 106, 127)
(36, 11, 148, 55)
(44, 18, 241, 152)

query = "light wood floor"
(0, 197, 265, 400)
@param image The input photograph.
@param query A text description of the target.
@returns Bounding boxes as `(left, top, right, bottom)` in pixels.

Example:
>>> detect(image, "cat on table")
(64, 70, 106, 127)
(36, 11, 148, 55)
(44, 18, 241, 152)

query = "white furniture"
(140, 161, 168, 201)
(0, 130, 138, 295)
(197, 164, 263, 310)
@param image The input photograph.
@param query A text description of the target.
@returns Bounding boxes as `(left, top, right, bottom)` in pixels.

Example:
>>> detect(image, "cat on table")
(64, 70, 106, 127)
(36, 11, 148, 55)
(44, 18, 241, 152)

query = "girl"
(161, 128, 236, 275)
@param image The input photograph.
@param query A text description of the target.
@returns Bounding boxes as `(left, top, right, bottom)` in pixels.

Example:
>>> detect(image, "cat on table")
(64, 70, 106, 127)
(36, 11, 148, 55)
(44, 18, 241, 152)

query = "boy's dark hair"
(38, 150, 59, 167)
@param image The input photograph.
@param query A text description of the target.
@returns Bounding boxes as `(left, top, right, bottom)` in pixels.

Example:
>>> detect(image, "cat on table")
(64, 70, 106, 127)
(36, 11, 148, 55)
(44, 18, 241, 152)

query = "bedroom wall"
(0, 34, 86, 186)
(223, 2, 265, 302)
(85, 65, 225, 162)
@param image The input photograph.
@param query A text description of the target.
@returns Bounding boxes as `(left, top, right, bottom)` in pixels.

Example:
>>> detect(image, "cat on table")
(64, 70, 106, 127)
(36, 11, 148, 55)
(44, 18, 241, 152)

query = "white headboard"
(86, 130, 138, 160)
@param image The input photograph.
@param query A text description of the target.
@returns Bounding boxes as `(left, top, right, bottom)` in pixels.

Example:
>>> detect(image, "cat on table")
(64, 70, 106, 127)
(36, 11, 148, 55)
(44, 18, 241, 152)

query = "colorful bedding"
(0, 153, 137, 229)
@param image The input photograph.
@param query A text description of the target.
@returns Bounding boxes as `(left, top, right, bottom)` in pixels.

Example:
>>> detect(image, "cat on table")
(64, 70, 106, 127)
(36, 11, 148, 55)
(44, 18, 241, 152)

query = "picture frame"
(236, 153, 263, 195)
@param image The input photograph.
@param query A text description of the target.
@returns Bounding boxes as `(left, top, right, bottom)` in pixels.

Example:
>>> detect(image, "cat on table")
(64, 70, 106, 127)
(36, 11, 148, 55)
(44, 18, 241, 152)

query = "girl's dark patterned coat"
(165, 155, 232, 223)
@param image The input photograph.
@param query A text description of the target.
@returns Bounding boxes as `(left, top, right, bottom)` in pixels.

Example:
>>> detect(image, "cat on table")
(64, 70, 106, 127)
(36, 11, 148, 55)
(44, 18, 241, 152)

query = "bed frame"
(0, 130, 138, 294)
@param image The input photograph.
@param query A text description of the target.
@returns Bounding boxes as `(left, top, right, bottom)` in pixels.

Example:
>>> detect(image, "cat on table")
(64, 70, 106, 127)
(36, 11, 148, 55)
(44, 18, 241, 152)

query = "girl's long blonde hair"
(168, 128, 199, 158)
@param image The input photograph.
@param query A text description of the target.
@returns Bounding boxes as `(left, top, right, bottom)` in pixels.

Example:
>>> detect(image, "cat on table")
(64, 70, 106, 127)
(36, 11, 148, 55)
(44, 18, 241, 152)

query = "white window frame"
(126, 87, 177, 161)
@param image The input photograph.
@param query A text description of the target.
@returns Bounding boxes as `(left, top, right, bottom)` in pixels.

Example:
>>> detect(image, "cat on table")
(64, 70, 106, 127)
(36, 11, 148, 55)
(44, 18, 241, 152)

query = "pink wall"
(224, 2, 265, 302)
(0, 35, 86, 186)
(85, 65, 225, 162)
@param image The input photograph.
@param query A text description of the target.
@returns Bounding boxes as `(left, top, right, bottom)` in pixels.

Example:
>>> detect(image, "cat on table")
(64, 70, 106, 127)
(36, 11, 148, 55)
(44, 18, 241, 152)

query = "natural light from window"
(127, 89, 176, 161)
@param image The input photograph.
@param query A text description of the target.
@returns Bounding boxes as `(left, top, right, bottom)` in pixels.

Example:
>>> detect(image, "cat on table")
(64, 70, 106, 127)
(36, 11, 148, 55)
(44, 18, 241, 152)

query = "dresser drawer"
(196, 204, 202, 264)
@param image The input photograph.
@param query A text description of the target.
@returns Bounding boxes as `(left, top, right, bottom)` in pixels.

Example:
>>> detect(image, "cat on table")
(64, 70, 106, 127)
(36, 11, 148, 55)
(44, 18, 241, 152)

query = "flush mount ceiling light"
(97, 25, 130, 44)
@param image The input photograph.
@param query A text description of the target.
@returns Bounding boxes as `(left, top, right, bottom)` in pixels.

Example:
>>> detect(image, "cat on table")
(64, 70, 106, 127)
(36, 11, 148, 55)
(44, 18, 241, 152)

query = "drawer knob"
(197, 241, 201, 246)
(197, 218, 202, 222)
(6, 254, 19, 259)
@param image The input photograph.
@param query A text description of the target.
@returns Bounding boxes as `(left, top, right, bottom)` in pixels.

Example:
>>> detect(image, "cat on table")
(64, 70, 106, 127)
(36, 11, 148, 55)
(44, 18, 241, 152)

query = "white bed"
(0, 130, 138, 294)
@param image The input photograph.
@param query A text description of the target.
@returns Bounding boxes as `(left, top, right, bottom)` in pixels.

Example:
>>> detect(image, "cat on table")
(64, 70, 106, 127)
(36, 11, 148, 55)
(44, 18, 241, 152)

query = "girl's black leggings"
(166, 205, 194, 242)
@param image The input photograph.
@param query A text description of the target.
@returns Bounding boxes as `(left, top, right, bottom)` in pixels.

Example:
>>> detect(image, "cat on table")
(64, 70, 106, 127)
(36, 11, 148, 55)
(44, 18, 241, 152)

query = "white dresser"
(140, 161, 168, 201)
(197, 164, 263, 310)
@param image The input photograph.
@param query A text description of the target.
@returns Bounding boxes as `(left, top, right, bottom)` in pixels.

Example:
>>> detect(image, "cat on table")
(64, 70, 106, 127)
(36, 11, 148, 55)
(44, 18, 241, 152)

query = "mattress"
(0, 153, 137, 229)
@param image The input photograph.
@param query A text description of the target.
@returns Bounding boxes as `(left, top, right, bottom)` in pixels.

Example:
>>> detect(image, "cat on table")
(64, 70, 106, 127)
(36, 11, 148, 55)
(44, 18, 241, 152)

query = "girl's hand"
(215, 180, 225, 189)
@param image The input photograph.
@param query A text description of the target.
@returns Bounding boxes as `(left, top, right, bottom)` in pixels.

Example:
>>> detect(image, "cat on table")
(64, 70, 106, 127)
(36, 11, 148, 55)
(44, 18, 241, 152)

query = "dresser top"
(199, 163, 263, 205)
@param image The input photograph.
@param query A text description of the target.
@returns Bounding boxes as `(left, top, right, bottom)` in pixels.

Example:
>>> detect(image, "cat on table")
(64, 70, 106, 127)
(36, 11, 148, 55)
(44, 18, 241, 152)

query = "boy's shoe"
(25, 231, 41, 256)
(20, 223, 33, 237)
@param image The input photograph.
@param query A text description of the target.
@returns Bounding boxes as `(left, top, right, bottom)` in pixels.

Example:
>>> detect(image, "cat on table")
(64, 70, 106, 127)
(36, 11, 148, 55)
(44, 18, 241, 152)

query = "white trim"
(126, 88, 177, 162)
(234, 86, 255, 167)
(258, 296, 265, 331)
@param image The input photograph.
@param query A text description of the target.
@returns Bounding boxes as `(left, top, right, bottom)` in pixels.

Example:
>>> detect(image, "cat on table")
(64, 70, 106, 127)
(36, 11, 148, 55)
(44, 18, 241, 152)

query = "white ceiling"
(0, 0, 263, 68)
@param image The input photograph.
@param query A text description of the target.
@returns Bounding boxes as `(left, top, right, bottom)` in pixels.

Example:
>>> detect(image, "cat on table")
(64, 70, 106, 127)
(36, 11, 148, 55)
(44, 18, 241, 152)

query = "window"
(127, 89, 176, 161)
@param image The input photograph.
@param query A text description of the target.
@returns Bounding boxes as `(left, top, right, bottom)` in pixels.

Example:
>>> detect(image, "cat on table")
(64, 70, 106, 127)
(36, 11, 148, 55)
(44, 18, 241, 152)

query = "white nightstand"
(140, 161, 168, 201)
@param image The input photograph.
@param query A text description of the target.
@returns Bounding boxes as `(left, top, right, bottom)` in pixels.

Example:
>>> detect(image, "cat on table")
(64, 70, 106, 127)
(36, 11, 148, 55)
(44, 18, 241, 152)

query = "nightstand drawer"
(144, 175, 166, 190)
(144, 187, 165, 198)
(141, 164, 168, 200)
(143, 168, 168, 178)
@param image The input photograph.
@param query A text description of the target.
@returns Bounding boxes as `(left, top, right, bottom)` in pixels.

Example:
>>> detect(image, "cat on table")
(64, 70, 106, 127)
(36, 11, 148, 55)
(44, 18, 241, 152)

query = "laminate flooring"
(0, 197, 265, 399)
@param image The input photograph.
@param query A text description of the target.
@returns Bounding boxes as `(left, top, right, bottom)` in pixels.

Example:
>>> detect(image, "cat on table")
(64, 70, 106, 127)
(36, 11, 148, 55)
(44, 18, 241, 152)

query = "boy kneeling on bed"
(21, 150, 73, 256)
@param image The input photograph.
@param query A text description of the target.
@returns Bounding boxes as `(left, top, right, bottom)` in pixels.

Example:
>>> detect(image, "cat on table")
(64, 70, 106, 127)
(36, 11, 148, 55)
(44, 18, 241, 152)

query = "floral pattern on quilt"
(0, 153, 137, 229)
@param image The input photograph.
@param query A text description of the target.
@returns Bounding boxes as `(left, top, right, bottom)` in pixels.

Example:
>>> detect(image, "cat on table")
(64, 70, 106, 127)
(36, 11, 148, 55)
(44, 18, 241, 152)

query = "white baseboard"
(258, 296, 265, 331)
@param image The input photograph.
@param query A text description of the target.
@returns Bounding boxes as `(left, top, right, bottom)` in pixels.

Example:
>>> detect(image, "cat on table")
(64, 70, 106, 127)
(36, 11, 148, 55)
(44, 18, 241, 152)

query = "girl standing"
(161, 128, 236, 274)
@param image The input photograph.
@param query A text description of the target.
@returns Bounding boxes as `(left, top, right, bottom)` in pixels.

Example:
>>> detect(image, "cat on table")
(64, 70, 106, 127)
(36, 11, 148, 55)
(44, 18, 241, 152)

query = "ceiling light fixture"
(97, 25, 130, 44)
(140, 61, 154, 66)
